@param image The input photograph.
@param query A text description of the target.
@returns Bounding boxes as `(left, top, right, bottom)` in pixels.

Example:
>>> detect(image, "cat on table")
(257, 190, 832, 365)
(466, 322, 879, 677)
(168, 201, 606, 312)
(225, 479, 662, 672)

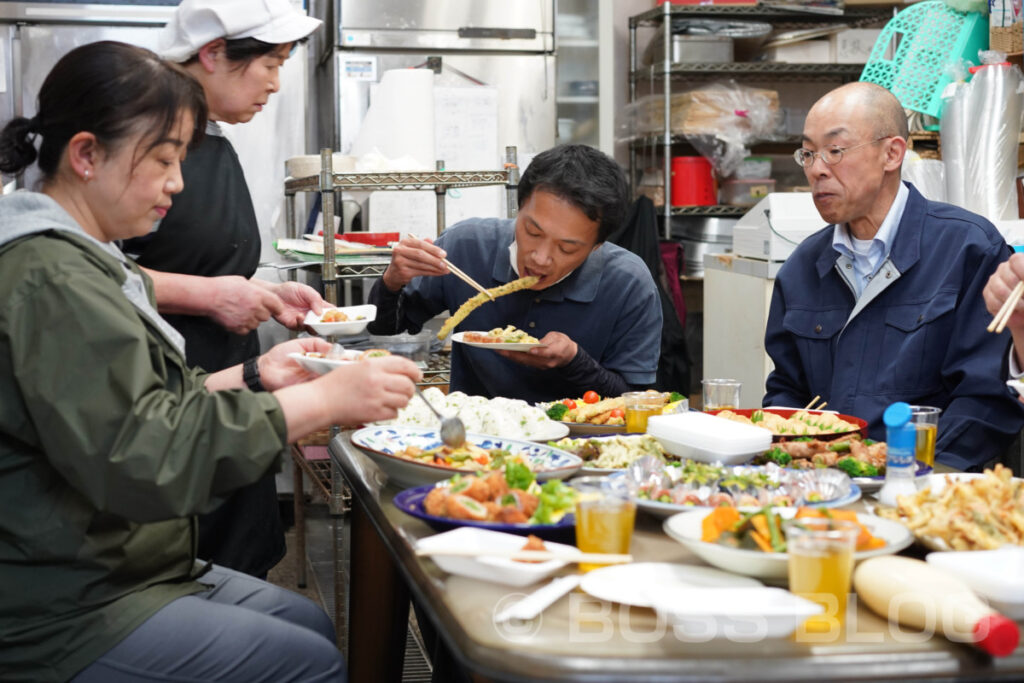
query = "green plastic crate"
(859, 1, 988, 119)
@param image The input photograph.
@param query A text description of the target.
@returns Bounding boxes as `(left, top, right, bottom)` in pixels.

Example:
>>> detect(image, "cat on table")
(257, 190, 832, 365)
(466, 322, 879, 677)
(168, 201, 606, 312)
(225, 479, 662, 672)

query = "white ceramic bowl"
(662, 508, 913, 582)
(304, 304, 376, 337)
(416, 527, 580, 587)
(651, 586, 823, 642)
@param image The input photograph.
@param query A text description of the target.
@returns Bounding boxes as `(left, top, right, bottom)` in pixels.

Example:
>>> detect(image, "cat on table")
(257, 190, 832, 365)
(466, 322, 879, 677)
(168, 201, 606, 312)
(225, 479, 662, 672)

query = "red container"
(317, 231, 399, 247)
(671, 156, 717, 207)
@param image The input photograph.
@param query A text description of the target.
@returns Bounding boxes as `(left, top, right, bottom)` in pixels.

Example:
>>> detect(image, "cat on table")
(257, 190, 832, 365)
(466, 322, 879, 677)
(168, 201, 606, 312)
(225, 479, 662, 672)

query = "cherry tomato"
(609, 408, 624, 418)
(562, 399, 577, 409)
(582, 390, 600, 404)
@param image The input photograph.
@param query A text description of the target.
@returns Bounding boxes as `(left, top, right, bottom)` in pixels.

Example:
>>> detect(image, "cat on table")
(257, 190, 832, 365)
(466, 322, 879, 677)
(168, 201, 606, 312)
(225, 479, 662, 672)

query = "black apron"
(123, 127, 285, 578)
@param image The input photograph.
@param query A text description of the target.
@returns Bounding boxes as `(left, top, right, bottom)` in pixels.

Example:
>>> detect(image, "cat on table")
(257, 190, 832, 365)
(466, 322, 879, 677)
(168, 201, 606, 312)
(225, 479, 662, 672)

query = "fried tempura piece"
(437, 276, 539, 340)
(423, 487, 449, 516)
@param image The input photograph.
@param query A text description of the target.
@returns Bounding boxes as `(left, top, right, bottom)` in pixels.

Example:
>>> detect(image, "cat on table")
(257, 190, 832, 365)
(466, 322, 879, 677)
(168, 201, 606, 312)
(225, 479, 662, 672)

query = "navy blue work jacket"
(368, 218, 662, 402)
(764, 183, 1024, 470)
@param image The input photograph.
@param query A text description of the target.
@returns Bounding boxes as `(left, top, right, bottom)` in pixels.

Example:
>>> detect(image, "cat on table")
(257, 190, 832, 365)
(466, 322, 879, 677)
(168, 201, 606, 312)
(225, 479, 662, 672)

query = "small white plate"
(416, 527, 580, 587)
(304, 304, 376, 337)
(288, 350, 361, 375)
(579, 562, 761, 608)
(662, 508, 913, 582)
(452, 331, 545, 351)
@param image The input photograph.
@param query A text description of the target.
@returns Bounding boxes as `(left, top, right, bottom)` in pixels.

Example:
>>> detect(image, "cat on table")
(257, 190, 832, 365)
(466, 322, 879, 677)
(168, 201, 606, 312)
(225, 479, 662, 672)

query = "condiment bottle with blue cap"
(878, 401, 918, 507)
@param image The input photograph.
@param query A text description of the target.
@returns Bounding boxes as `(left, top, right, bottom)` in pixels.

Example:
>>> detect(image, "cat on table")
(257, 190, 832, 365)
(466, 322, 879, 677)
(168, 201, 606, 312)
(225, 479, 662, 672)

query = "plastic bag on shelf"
(619, 81, 781, 177)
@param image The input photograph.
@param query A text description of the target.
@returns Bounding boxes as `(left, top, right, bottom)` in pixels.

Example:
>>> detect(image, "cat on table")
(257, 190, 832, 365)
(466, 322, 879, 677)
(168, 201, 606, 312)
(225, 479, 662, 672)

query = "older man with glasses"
(763, 81, 1024, 471)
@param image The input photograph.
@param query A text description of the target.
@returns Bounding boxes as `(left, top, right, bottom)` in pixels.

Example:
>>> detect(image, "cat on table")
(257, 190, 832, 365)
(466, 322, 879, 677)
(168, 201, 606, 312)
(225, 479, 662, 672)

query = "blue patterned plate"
(394, 484, 577, 543)
(350, 426, 583, 489)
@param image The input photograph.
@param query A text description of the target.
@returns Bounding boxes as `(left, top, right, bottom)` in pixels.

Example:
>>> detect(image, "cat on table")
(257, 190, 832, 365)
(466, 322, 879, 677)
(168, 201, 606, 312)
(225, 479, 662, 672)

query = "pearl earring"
(83, 170, 90, 180)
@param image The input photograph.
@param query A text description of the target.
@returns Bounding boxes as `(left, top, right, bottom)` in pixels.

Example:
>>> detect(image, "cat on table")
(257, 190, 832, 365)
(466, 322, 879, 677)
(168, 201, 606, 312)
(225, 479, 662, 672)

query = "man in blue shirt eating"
(764, 82, 1024, 471)
(368, 144, 662, 403)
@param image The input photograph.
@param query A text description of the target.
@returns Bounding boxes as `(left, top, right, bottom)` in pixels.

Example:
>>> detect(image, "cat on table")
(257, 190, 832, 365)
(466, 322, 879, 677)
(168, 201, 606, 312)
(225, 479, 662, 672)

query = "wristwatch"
(243, 356, 266, 392)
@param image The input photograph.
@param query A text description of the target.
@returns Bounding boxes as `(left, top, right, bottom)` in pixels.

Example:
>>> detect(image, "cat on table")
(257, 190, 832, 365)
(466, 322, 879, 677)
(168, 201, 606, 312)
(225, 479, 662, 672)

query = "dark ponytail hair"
(0, 40, 207, 180)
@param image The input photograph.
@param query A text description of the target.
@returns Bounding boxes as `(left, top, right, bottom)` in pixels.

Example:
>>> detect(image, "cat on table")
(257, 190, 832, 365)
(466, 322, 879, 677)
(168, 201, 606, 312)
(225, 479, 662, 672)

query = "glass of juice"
(701, 378, 742, 411)
(623, 391, 668, 433)
(909, 405, 941, 467)
(785, 518, 858, 636)
(570, 477, 636, 573)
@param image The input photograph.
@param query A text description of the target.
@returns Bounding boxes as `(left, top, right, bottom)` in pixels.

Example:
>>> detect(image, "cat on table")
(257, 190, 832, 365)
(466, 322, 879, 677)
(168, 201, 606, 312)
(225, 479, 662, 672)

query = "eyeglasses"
(792, 137, 892, 168)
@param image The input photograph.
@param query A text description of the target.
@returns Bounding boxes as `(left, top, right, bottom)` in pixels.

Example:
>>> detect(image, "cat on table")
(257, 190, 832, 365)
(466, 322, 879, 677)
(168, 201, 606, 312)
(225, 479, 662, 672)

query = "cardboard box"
(835, 28, 882, 64)
(763, 38, 834, 63)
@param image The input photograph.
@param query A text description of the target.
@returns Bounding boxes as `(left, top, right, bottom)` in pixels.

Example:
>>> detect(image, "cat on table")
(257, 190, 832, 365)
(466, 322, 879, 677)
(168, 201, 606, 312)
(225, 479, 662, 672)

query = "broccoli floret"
(763, 446, 792, 466)
(669, 391, 686, 403)
(504, 462, 536, 490)
(546, 403, 568, 421)
(836, 457, 878, 478)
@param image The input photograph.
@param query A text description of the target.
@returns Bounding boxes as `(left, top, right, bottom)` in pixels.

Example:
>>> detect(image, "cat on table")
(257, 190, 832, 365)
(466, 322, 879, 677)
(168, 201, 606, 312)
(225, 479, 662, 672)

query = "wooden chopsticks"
(444, 259, 494, 301)
(988, 281, 1024, 334)
(804, 395, 822, 410)
(416, 547, 632, 565)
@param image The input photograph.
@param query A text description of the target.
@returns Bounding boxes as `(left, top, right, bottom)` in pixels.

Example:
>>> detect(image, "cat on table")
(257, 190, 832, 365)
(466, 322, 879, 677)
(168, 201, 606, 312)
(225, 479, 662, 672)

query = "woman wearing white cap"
(122, 0, 325, 579)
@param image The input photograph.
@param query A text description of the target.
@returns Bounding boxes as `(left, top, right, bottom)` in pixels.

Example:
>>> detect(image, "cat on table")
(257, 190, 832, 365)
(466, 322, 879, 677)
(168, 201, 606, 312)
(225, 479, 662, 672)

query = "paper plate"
(579, 562, 761, 608)
(452, 331, 545, 351)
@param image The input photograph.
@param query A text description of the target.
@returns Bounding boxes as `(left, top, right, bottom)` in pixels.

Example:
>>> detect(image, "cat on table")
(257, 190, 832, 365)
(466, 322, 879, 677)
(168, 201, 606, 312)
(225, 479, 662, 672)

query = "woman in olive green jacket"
(0, 42, 419, 682)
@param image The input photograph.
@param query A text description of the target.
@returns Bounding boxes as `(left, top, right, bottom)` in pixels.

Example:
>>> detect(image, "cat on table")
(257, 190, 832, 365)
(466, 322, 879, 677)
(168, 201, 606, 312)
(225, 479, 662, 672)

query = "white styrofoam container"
(926, 548, 1024, 619)
(646, 411, 772, 465)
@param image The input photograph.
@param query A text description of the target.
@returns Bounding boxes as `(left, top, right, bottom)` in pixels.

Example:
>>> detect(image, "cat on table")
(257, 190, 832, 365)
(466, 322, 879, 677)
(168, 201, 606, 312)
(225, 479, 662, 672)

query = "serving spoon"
(414, 387, 466, 448)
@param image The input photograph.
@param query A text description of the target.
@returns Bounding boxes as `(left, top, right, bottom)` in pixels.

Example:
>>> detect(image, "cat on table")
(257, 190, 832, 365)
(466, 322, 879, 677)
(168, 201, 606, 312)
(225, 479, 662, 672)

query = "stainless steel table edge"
(328, 433, 1024, 682)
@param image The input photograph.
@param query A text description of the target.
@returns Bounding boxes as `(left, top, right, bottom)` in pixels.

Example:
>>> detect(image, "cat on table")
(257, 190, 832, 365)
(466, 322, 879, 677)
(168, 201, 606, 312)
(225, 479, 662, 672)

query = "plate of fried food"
(350, 425, 583, 488)
(875, 465, 1024, 551)
(303, 304, 376, 336)
(394, 464, 578, 542)
(452, 325, 545, 351)
(543, 390, 685, 436)
(543, 392, 627, 435)
(288, 346, 391, 375)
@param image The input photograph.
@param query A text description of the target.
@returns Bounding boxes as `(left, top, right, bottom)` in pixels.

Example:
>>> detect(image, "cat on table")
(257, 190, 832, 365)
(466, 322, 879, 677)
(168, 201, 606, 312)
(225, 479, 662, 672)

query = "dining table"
(328, 432, 1024, 682)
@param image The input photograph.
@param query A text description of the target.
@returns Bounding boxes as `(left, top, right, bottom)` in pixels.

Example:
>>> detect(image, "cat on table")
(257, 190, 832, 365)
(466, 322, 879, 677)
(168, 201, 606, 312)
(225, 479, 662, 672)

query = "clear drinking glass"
(570, 477, 636, 573)
(909, 405, 941, 467)
(701, 378, 742, 411)
(785, 518, 859, 636)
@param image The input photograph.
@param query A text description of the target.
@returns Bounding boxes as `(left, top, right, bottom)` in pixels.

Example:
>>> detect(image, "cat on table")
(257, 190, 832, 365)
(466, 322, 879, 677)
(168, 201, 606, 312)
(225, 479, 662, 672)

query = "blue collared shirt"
(368, 218, 662, 402)
(831, 182, 910, 298)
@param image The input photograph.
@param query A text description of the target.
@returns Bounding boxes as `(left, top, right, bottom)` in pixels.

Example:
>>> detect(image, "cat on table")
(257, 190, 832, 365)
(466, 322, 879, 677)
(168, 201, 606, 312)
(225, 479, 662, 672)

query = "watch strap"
(243, 356, 266, 392)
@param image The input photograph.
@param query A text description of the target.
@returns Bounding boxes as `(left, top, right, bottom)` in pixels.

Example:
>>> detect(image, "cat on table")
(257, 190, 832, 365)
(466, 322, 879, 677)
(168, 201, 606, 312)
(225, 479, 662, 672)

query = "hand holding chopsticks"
(988, 281, 1024, 334)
